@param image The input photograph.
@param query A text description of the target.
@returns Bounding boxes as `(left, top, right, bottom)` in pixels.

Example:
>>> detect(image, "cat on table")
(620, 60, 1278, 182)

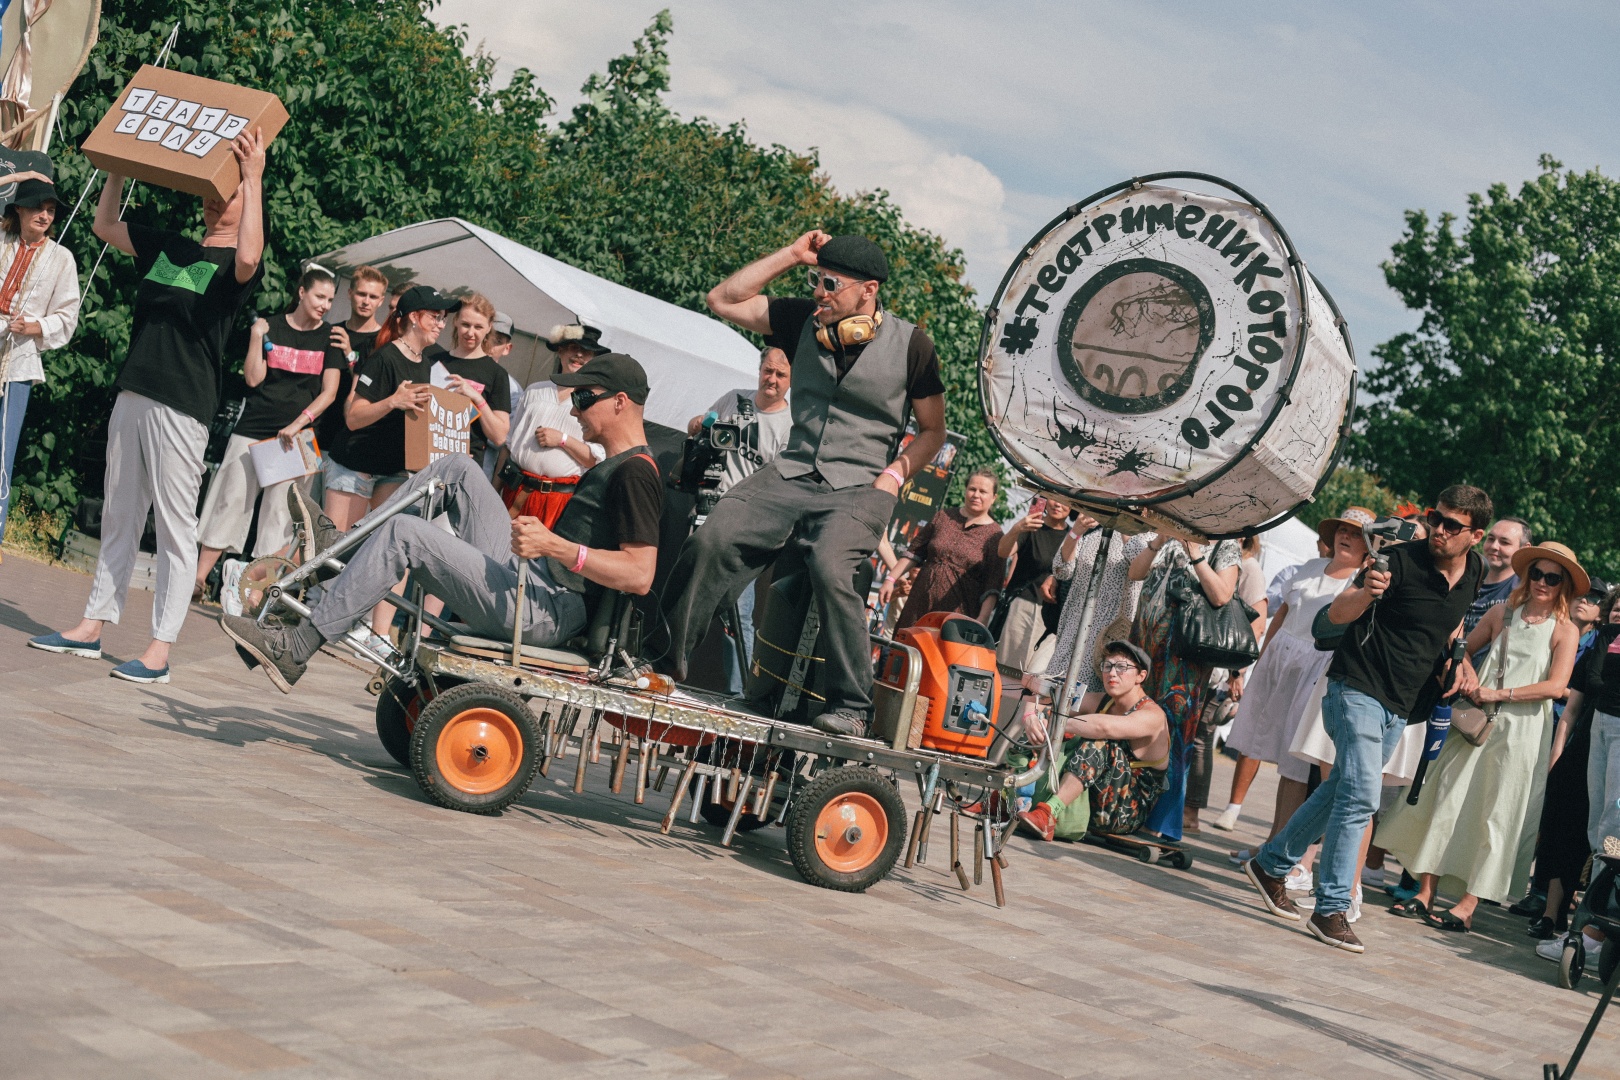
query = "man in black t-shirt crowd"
(662, 231, 948, 736)
(30, 129, 266, 685)
(224, 354, 664, 692)
(1243, 485, 1491, 954)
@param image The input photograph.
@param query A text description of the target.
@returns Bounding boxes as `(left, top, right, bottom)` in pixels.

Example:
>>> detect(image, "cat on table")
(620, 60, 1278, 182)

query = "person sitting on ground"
(221, 354, 663, 691)
(1014, 640, 1171, 841)
(497, 323, 611, 528)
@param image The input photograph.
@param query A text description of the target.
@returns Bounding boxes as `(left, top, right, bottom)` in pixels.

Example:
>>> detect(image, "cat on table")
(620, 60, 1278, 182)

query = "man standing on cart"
(662, 231, 948, 737)
(221, 354, 663, 691)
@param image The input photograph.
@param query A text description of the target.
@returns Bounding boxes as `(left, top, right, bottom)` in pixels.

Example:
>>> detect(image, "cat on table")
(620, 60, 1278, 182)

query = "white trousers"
(197, 432, 294, 556)
(84, 392, 208, 642)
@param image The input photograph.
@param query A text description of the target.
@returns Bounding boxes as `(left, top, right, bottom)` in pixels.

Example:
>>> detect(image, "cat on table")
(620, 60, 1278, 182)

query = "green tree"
(16, 4, 992, 517)
(1356, 156, 1620, 579)
(1295, 467, 1413, 535)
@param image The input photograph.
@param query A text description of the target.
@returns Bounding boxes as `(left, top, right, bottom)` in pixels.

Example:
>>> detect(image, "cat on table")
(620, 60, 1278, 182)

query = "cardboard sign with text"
(80, 65, 288, 201)
(404, 385, 476, 472)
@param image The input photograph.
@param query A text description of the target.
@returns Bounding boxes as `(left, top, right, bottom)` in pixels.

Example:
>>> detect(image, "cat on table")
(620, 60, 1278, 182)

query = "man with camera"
(663, 231, 948, 736)
(681, 346, 792, 693)
(1243, 486, 1490, 953)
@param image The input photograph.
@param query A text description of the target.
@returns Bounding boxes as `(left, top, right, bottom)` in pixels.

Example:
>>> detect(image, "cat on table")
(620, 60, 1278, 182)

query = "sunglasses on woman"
(1424, 508, 1473, 535)
(1527, 565, 1565, 588)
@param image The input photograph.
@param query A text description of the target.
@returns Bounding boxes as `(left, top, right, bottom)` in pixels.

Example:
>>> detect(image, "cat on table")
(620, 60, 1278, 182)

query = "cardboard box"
(80, 65, 288, 201)
(404, 385, 476, 472)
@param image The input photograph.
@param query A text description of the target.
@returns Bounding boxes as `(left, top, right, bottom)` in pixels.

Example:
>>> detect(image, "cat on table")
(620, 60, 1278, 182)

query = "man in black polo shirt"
(1244, 485, 1491, 953)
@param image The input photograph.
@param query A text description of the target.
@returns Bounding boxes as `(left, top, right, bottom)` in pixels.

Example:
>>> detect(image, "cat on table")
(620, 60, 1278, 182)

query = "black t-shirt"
(1328, 540, 1485, 716)
(1006, 525, 1067, 603)
(604, 455, 663, 550)
(316, 324, 380, 459)
(234, 316, 345, 441)
(333, 342, 432, 475)
(436, 352, 513, 462)
(1585, 622, 1620, 717)
(766, 297, 946, 399)
(115, 224, 264, 426)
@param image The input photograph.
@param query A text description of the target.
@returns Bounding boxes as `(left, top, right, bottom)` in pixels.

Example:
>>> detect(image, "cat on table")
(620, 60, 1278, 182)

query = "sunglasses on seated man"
(570, 387, 617, 412)
(1424, 508, 1475, 535)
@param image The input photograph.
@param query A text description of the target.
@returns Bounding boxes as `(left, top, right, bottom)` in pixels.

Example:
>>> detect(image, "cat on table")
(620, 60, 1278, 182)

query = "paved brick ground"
(1, 551, 1616, 1078)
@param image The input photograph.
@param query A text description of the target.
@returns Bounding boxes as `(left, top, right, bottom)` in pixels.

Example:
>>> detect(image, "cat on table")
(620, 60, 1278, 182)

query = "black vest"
(546, 445, 655, 600)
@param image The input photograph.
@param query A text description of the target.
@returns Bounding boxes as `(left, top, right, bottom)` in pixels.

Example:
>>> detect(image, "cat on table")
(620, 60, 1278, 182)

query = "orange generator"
(895, 612, 1002, 758)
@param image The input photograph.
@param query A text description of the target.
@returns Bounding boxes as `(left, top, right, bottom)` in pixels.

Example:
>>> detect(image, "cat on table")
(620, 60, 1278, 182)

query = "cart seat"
(441, 590, 638, 676)
(446, 635, 592, 673)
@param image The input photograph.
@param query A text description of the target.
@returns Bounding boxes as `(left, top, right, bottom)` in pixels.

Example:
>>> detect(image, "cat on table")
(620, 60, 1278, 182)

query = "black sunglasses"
(1528, 565, 1566, 588)
(1425, 508, 1473, 535)
(570, 388, 615, 412)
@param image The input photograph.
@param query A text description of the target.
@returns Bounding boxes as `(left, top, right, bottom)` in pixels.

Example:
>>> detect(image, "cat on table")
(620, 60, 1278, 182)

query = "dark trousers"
(662, 463, 896, 714)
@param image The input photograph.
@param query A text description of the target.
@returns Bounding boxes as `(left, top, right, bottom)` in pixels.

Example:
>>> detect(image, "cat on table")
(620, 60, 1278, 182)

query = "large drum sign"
(979, 173, 1356, 538)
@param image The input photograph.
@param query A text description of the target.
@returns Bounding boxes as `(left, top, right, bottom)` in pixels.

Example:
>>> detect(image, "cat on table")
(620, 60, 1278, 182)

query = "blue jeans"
(721, 579, 757, 696)
(1258, 679, 1405, 915)
(0, 380, 30, 538)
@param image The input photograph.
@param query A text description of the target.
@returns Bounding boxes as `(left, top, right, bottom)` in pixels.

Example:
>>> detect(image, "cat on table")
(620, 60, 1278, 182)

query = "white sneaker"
(1361, 865, 1390, 890)
(1347, 885, 1363, 924)
(1284, 866, 1314, 895)
(1212, 804, 1242, 831)
(1538, 933, 1602, 967)
(220, 559, 246, 617)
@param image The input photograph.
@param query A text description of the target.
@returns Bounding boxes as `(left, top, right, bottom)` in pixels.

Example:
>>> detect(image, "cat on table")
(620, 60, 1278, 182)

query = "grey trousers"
(663, 463, 895, 714)
(308, 454, 586, 647)
(84, 392, 208, 643)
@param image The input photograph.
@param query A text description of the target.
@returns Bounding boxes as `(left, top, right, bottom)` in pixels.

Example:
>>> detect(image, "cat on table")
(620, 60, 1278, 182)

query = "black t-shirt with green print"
(114, 223, 264, 427)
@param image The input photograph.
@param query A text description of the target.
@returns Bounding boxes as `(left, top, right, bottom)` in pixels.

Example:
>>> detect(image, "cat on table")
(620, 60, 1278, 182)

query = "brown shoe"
(1243, 859, 1301, 921)
(1308, 910, 1365, 953)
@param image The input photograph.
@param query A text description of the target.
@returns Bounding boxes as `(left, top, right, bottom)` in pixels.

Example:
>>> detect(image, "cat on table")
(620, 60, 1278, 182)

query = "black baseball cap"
(11, 178, 58, 209)
(394, 285, 461, 316)
(1587, 577, 1611, 602)
(1102, 639, 1152, 674)
(552, 352, 649, 405)
(816, 235, 888, 282)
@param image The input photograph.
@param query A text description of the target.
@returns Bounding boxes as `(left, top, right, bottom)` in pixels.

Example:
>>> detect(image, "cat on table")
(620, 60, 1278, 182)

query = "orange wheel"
(410, 683, 540, 814)
(813, 791, 888, 873)
(786, 767, 906, 892)
(435, 707, 524, 795)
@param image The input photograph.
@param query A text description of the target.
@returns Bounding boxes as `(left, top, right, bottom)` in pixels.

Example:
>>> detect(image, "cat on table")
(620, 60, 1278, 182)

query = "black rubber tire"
(694, 746, 771, 832)
(785, 766, 906, 893)
(409, 682, 541, 815)
(375, 677, 422, 767)
(1134, 844, 1157, 864)
(1560, 938, 1586, 990)
(1169, 850, 1193, 870)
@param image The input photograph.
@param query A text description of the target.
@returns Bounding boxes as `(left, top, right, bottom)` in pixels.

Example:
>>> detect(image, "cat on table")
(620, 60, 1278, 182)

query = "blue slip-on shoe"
(27, 631, 102, 659)
(109, 659, 170, 684)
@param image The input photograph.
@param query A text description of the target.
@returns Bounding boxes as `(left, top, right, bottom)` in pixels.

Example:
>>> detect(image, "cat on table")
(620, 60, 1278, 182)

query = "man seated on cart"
(221, 354, 663, 692)
(1012, 640, 1171, 842)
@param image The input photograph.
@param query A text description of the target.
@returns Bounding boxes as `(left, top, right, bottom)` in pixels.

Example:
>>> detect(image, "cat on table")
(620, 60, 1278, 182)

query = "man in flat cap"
(223, 354, 664, 693)
(663, 230, 948, 736)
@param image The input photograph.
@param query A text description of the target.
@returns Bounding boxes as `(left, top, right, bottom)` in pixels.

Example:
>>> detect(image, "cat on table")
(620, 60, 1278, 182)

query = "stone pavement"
(0, 552, 1615, 1079)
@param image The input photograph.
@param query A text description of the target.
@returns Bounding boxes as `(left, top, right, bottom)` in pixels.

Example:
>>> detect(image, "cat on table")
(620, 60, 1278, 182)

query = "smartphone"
(1030, 497, 1047, 517)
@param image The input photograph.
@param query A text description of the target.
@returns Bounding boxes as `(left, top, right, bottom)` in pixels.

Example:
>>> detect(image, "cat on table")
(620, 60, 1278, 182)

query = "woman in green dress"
(1377, 543, 1585, 931)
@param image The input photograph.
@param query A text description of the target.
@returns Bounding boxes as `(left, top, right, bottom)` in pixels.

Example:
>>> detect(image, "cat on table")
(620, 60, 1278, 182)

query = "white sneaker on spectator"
(1284, 866, 1314, 895)
(1537, 933, 1601, 967)
(1348, 885, 1363, 924)
(1212, 804, 1242, 831)
(1361, 865, 1390, 890)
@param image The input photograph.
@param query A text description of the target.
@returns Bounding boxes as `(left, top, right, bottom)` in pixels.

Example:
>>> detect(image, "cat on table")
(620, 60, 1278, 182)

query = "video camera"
(674, 395, 753, 519)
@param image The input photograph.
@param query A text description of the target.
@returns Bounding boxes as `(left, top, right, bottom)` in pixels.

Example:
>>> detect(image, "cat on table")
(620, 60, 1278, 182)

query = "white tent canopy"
(315, 218, 763, 432)
(1257, 515, 1322, 587)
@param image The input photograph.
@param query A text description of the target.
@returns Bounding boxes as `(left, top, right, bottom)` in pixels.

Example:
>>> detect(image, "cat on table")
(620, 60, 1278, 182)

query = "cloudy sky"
(432, 0, 1620, 362)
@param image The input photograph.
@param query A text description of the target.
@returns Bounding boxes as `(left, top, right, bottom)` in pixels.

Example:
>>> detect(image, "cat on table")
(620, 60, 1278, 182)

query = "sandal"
(1426, 909, 1472, 933)
(1389, 899, 1431, 920)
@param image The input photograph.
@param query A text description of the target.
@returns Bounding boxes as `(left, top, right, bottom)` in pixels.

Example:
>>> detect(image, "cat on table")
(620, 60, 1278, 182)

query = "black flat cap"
(551, 352, 649, 405)
(394, 285, 462, 316)
(1102, 639, 1152, 675)
(816, 235, 888, 283)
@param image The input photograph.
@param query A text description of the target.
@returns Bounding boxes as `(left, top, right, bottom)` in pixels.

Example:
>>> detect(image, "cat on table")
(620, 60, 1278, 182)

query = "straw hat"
(1511, 542, 1590, 599)
(1315, 505, 1377, 549)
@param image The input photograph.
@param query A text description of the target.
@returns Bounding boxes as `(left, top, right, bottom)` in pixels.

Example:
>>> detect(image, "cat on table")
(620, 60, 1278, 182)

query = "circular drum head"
(979, 173, 1355, 538)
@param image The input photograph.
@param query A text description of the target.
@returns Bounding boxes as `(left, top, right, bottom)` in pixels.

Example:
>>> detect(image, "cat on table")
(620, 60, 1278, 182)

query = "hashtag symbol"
(999, 316, 1040, 355)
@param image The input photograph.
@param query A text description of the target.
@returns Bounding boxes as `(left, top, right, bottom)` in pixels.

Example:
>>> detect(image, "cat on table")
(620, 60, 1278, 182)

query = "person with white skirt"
(1217, 507, 1373, 846)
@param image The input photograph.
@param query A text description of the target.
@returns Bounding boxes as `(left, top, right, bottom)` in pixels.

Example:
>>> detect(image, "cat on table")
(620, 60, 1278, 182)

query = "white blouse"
(505, 380, 606, 476)
(0, 235, 80, 385)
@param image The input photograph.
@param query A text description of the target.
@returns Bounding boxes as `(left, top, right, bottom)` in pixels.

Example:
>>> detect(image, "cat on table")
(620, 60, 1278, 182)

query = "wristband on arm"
(572, 544, 588, 573)
(881, 466, 906, 488)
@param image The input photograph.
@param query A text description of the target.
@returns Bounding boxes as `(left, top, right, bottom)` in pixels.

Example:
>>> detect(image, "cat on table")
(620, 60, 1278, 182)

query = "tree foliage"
(17, 2, 991, 516)
(1353, 156, 1620, 578)
(1294, 466, 1413, 535)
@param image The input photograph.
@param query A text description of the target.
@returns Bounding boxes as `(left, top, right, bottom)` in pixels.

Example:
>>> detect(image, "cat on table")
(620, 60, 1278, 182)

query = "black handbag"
(1166, 567, 1260, 669)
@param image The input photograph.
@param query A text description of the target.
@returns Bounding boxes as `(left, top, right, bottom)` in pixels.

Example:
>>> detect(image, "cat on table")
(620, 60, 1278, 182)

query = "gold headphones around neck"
(816, 309, 884, 351)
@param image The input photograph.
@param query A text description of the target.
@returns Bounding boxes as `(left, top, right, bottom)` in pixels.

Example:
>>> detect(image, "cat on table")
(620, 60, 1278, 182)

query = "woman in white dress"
(1218, 508, 1372, 847)
(1379, 543, 1583, 932)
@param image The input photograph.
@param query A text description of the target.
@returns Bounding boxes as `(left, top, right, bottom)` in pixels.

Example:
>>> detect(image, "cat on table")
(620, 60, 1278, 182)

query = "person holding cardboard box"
(433, 292, 511, 477)
(0, 173, 82, 552)
(192, 264, 346, 596)
(28, 129, 266, 685)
